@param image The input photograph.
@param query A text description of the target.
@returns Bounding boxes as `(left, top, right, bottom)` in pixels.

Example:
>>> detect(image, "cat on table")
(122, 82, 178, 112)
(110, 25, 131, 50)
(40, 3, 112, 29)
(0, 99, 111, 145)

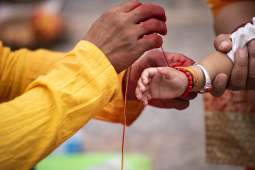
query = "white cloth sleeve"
(227, 17, 255, 62)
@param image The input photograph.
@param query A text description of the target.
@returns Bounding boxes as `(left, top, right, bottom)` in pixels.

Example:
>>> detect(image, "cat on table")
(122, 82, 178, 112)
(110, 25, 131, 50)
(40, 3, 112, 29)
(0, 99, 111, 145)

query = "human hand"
(211, 34, 255, 97)
(126, 50, 197, 109)
(135, 67, 188, 105)
(83, 0, 167, 74)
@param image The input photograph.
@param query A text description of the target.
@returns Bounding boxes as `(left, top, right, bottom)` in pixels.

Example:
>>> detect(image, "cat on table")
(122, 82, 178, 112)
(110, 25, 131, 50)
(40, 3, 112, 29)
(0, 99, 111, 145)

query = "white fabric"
(227, 17, 255, 62)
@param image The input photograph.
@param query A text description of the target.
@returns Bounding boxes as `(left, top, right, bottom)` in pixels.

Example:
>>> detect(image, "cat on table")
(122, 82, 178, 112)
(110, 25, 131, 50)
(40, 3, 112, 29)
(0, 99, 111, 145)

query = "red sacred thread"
(155, 33, 170, 67)
(121, 66, 131, 170)
(121, 41, 167, 170)
(160, 46, 170, 67)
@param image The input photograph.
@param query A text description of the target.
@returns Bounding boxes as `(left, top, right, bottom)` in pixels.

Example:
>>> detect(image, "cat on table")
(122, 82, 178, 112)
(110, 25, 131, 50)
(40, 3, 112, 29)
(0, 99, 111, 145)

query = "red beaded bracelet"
(174, 67, 193, 97)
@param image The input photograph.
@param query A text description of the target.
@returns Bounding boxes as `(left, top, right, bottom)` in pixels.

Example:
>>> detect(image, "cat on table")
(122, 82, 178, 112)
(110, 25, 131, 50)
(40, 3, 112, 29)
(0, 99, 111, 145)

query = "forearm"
(0, 43, 65, 102)
(0, 41, 120, 169)
(214, 1, 255, 35)
(189, 51, 233, 92)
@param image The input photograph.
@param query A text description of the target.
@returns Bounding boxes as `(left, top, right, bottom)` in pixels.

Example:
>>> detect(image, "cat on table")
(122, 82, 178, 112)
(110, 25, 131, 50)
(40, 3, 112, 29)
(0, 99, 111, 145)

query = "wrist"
(188, 65, 205, 92)
(193, 64, 212, 93)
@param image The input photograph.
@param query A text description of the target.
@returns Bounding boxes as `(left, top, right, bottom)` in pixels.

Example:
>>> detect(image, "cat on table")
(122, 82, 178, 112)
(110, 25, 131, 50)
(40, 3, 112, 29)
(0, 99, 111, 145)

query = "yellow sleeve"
(0, 42, 66, 103)
(94, 70, 145, 126)
(0, 41, 144, 127)
(0, 40, 119, 170)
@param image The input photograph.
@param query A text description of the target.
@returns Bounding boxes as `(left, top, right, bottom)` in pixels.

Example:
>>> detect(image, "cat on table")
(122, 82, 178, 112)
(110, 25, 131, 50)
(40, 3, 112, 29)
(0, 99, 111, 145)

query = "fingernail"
(250, 40, 255, 49)
(239, 49, 247, 58)
(220, 41, 228, 49)
(218, 76, 226, 85)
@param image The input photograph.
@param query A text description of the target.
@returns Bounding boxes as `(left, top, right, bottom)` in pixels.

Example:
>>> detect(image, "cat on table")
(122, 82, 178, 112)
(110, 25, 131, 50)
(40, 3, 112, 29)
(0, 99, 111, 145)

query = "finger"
(143, 50, 170, 67)
(141, 75, 152, 86)
(138, 80, 151, 93)
(140, 68, 157, 86)
(130, 3, 166, 23)
(246, 39, 255, 90)
(157, 67, 176, 80)
(214, 34, 232, 53)
(140, 84, 150, 92)
(137, 77, 147, 93)
(140, 91, 152, 105)
(165, 53, 195, 67)
(135, 86, 143, 100)
(228, 49, 248, 90)
(138, 19, 167, 37)
(210, 73, 227, 97)
(115, 0, 142, 13)
(138, 34, 163, 51)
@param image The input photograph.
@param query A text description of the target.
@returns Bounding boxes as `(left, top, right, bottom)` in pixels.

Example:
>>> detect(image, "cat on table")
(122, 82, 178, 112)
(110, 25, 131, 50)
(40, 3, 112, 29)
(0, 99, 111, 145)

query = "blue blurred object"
(65, 131, 84, 154)
(51, 130, 84, 155)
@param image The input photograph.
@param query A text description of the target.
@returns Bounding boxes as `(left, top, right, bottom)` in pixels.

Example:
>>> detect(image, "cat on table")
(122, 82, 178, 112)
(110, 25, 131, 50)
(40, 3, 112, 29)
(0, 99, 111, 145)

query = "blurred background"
(0, 0, 243, 170)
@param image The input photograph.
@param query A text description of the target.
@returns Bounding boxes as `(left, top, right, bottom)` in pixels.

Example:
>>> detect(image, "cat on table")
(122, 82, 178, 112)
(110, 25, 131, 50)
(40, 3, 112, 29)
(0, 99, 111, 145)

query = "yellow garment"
(0, 41, 144, 170)
(207, 0, 240, 17)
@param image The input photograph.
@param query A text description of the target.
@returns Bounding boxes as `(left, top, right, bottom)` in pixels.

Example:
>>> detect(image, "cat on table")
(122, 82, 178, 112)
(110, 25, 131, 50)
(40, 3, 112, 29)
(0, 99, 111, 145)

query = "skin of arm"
(189, 51, 233, 92)
(214, 1, 255, 36)
(211, 1, 255, 96)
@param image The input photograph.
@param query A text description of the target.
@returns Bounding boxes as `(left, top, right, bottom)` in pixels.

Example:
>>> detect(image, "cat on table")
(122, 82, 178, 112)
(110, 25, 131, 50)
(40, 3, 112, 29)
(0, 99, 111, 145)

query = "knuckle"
(248, 39, 255, 53)
(218, 34, 226, 39)
(127, 39, 138, 51)
(150, 18, 160, 28)
(105, 8, 119, 18)
(248, 72, 255, 80)
(117, 18, 126, 27)
(231, 81, 246, 90)
(214, 34, 223, 42)
(104, 9, 113, 16)
(152, 35, 162, 48)
(144, 3, 154, 10)
(142, 3, 155, 14)
(214, 35, 222, 49)
(250, 53, 255, 58)
(235, 59, 247, 68)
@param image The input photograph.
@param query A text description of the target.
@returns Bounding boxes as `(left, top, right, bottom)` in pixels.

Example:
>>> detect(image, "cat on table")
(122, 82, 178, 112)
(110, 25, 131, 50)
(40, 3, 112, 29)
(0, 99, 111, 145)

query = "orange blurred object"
(0, 4, 63, 49)
(31, 6, 63, 45)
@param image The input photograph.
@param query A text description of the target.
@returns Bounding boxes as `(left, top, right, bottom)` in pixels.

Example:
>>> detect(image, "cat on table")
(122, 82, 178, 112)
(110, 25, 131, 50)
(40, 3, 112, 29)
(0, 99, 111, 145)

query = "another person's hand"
(126, 50, 197, 110)
(83, 0, 167, 73)
(211, 34, 255, 97)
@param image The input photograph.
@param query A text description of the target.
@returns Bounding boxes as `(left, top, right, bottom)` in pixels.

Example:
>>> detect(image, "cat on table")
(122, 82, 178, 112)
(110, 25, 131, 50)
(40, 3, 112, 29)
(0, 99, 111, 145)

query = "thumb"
(214, 34, 232, 53)
(157, 67, 175, 80)
(210, 73, 227, 97)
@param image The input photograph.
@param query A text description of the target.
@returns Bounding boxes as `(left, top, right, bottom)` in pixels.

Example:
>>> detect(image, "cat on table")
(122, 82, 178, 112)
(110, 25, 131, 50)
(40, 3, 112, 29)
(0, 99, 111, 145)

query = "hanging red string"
(121, 43, 168, 170)
(160, 46, 170, 67)
(121, 66, 131, 170)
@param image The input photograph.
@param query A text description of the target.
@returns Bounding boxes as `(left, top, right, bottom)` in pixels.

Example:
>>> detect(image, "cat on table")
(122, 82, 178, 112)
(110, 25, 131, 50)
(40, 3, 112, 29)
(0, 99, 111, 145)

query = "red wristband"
(174, 67, 193, 97)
